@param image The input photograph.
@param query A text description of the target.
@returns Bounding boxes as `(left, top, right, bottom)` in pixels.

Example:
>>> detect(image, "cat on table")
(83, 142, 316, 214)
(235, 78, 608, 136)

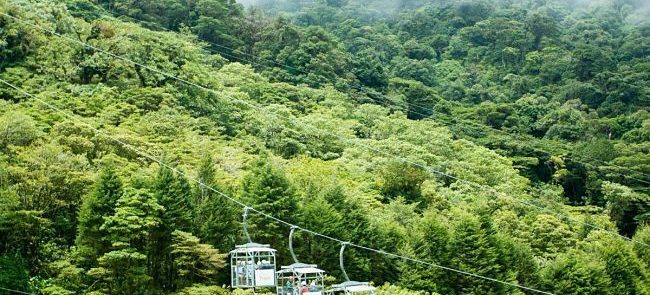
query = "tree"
(541, 249, 612, 295)
(403, 39, 435, 60)
(525, 12, 558, 49)
(75, 166, 123, 268)
(573, 44, 614, 81)
(633, 225, 650, 269)
(584, 232, 649, 295)
(523, 47, 573, 85)
(43, 254, 85, 293)
(171, 230, 226, 289)
(602, 181, 648, 236)
(195, 189, 239, 254)
(6, 1, 650, 294)
(0, 255, 30, 294)
(459, 18, 533, 64)
(150, 165, 195, 291)
(352, 49, 389, 90)
(0, 5, 33, 68)
(536, 100, 589, 141)
(529, 214, 575, 259)
(322, 186, 376, 281)
(561, 80, 604, 109)
(174, 284, 229, 295)
(5, 142, 92, 250)
(295, 196, 344, 276)
(194, 154, 239, 254)
(455, 1, 492, 26)
(398, 210, 450, 294)
(154, 166, 194, 232)
(0, 193, 52, 275)
(88, 188, 163, 295)
(448, 212, 503, 294)
(390, 58, 437, 87)
(378, 283, 432, 295)
(257, 24, 351, 88)
(240, 158, 298, 259)
(379, 161, 428, 204)
(494, 234, 540, 293)
(0, 111, 41, 152)
(321, 0, 348, 7)
(388, 79, 438, 120)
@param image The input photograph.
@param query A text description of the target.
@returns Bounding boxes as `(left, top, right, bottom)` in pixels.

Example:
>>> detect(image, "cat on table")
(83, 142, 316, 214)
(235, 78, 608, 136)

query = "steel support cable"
(0, 287, 32, 295)
(0, 77, 555, 295)
(2, 11, 646, 249)
(431, 114, 650, 186)
(104, 10, 650, 181)
(100, 11, 478, 127)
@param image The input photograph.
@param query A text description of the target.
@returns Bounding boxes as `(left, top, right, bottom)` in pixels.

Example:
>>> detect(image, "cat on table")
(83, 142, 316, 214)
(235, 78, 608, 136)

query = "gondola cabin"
(230, 243, 277, 289)
(276, 263, 326, 295)
(326, 281, 376, 295)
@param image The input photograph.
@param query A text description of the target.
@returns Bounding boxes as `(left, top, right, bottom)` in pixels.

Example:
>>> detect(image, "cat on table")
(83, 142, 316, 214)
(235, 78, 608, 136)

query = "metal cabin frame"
(276, 226, 327, 295)
(230, 242, 277, 288)
(326, 281, 376, 295)
(277, 263, 326, 295)
(230, 207, 278, 289)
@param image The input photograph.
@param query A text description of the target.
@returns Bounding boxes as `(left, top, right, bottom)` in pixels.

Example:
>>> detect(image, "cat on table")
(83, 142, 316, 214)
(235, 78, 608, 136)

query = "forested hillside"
(0, 0, 649, 294)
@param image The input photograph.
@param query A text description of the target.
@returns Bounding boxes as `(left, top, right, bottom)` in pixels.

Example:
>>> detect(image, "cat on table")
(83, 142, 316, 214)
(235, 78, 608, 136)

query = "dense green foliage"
(0, 0, 649, 294)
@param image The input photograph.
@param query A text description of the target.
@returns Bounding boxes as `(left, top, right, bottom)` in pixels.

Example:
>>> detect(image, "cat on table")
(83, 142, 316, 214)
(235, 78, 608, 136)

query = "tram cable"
(430, 114, 650, 185)
(96, 11, 650, 189)
(0, 287, 32, 295)
(0, 77, 555, 295)
(1, 11, 646, 250)
(103, 10, 650, 184)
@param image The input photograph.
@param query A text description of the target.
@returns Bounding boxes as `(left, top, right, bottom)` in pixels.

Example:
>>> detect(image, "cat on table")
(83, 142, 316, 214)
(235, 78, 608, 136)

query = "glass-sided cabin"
(326, 281, 376, 295)
(276, 263, 326, 295)
(230, 243, 277, 288)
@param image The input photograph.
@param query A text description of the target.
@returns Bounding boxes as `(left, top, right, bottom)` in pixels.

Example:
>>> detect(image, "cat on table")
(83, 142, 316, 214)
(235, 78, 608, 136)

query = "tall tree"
(633, 225, 650, 269)
(379, 161, 428, 204)
(295, 196, 344, 276)
(194, 154, 239, 259)
(449, 212, 503, 294)
(589, 233, 649, 294)
(240, 158, 298, 260)
(154, 166, 194, 232)
(0, 255, 30, 294)
(150, 165, 195, 291)
(75, 166, 123, 268)
(398, 210, 451, 294)
(171, 230, 226, 289)
(525, 12, 558, 49)
(88, 188, 163, 295)
(541, 249, 613, 295)
(602, 181, 648, 236)
(322, 186, 374, 281)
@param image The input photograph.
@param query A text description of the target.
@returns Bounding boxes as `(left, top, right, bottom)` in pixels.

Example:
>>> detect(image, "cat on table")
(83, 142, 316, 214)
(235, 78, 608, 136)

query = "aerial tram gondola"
(230, 207, 277, 290)
(326, 242, 376, 295)
(277, 226, 327, 295)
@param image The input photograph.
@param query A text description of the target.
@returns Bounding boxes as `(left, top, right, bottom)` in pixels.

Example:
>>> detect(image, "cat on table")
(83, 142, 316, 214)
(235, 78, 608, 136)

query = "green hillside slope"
(0, 0, 648, 294)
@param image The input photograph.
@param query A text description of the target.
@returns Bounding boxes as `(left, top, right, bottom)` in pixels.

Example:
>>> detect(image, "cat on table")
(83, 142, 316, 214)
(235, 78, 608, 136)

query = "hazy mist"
(235, 0, 650, 24)
(236, 0, 273, 6)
